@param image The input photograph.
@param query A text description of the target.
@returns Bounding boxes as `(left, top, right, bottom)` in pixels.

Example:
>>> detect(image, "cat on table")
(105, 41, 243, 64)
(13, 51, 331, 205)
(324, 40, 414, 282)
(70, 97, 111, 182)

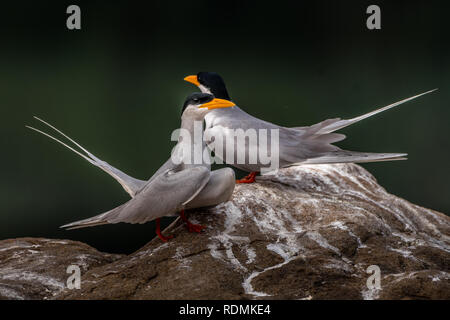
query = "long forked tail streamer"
(26, 116, 145, 197)
(316, 89, 438, 134)
(25, 124, 97, 166)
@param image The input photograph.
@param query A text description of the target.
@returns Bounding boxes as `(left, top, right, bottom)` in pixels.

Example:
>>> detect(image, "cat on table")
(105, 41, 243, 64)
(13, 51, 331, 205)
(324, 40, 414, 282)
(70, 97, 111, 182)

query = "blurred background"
(1, 0, 448, 254)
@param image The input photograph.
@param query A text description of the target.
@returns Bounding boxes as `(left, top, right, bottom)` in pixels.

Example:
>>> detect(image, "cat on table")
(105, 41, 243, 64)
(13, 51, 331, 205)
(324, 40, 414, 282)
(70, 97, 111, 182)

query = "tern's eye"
(193, 98, 199, 103)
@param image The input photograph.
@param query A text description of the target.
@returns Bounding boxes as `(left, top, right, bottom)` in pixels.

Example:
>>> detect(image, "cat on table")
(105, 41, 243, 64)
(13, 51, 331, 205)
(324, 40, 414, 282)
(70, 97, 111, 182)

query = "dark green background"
(1, 1, 448, 253)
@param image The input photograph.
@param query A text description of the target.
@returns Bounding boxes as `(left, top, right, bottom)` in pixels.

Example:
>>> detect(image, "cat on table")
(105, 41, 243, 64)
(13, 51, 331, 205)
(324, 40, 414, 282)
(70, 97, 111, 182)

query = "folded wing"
(60, 166, 210, 229)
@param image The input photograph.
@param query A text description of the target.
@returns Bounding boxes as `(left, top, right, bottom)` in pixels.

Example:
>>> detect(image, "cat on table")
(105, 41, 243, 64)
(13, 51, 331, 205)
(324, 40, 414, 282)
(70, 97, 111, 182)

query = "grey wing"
(204, 112, 314, 172)
(204, 106, 288, 172)
(60, 166, 210, 229)
(26, 116, 146, 197)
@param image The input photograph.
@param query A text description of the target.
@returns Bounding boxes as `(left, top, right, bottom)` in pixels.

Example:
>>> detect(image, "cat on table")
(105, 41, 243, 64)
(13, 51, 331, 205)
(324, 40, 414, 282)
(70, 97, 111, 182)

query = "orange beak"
(199, 98, 235, 110)
(184, 75, 200, 87)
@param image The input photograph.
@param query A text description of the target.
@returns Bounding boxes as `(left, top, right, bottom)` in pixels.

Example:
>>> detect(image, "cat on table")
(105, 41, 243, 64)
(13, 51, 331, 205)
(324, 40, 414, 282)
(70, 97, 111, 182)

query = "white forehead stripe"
(198, 84, 212, 95)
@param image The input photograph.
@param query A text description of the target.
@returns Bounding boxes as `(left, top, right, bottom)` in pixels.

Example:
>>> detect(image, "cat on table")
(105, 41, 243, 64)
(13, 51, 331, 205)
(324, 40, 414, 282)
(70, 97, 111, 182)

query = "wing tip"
(60, 220, 108, 230)
(60, 221, 81, 230)
(59, 224, 75, 230)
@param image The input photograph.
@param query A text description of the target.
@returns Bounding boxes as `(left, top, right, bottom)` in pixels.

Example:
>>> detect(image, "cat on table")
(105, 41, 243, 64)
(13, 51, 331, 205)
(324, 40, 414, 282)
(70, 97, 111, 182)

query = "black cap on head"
(197, 72, 231, 100)
(181, 92, 214, 116)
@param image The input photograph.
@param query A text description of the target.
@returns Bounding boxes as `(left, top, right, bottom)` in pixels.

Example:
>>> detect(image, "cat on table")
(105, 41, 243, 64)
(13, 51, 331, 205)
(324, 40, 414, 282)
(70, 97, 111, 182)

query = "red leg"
(180, 210, 206, 233)
(236, 171, 257, 184)
(155, 218, 173, 242)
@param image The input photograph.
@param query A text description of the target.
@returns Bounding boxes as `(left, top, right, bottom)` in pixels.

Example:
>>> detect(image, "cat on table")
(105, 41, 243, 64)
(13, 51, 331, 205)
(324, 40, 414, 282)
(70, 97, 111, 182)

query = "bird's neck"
(179, 116, 205, 151)
(180, 116, 204, 135)
(177, 116, 208, 168)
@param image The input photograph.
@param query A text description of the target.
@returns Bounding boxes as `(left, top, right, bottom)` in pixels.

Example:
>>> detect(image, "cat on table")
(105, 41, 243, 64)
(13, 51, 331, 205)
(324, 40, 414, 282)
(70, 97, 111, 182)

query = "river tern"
(185, 72, 436, 182)
(27, 93, 236, 241)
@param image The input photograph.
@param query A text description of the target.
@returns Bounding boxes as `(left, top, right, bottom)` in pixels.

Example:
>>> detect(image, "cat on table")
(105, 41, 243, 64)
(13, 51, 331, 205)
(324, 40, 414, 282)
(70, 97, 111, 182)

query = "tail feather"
(26, 117, 146, 197)
(26, 125, 97, 166)
(292, 89, 437, 135)
(296, 151, 407, 166)
(316, 89, 437, 134)
(33, 116, 103, 163)
(286, 89, 435, 165)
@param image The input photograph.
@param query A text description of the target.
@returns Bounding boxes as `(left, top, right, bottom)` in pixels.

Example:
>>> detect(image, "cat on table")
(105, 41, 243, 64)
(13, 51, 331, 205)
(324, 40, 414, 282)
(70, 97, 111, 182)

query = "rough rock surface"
(0, 238, 123, 299)
(1, 164, 449, 300)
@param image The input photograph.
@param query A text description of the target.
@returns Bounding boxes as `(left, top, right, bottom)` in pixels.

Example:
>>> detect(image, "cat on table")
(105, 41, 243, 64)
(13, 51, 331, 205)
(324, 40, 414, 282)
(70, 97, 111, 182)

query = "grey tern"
(185, 72, 436, 183)
(27, 93, 236, 241)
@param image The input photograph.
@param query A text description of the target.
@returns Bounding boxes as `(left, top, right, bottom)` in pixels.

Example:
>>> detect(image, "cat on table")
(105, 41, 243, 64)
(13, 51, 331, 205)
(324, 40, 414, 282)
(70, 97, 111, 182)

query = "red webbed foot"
(236, 171, 257, 184)
(180, 210, 206, 233)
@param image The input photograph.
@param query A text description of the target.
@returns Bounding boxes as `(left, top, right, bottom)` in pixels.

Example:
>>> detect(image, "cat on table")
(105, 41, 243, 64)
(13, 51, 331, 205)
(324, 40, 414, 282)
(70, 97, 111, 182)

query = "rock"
(0, 238, 123, 300)
(1, 164, 449, 300)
